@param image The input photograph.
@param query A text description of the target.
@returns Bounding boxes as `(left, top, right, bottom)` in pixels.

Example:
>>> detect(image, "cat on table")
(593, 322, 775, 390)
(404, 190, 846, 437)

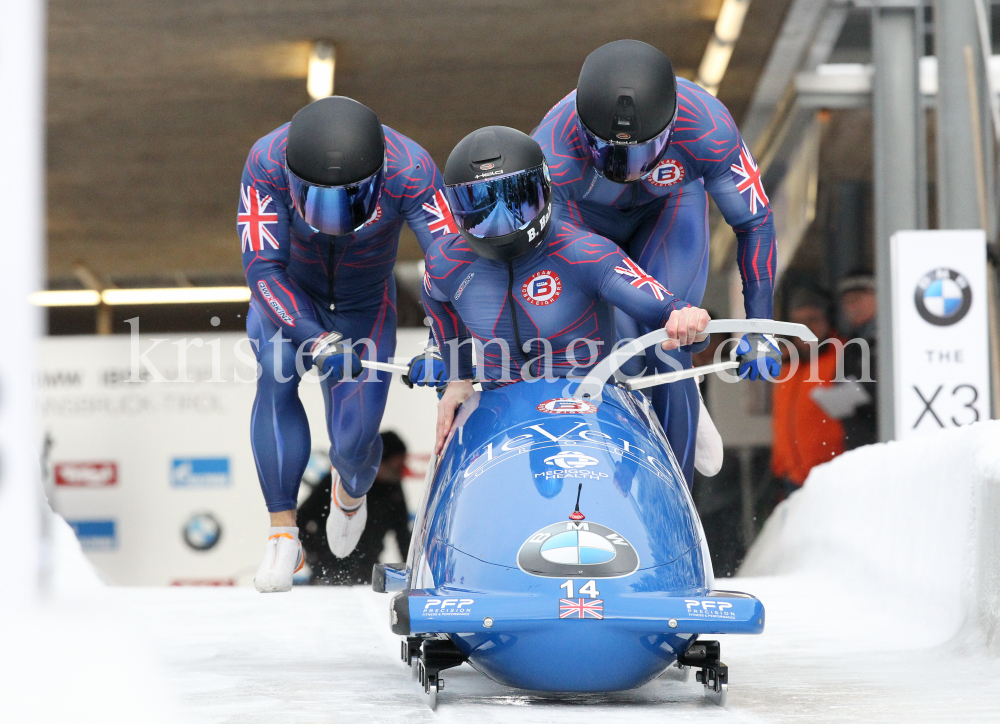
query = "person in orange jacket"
(771, 287, 845, 498)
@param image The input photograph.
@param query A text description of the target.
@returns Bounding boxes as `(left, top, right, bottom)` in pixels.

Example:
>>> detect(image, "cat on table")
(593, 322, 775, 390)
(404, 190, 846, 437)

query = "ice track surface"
(6, 421, 1000, 723)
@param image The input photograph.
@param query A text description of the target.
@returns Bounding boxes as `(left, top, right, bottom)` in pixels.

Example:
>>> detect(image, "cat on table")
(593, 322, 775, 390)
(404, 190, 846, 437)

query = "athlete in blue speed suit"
(532, 40, 778, 484)
(240, 98, 456, 583)
(423, 219, 692, 386)
(424, 126, 710, 487)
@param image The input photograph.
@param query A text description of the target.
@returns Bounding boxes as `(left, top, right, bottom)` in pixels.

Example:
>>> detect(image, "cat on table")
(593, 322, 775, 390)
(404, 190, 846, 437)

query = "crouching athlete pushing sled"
(239, 96, 454, 592)
(421, 126, 711, 454)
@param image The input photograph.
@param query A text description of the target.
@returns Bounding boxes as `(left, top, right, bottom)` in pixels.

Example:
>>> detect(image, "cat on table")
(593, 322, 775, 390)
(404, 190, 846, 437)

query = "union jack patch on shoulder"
(238, 184, 280, 252)
(730, 140, 769, 215)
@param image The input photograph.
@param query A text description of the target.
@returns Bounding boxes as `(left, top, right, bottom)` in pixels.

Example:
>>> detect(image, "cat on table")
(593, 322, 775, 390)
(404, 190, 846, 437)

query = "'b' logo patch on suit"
(521, 270, 563, 306)
(645, 158, 685, 188)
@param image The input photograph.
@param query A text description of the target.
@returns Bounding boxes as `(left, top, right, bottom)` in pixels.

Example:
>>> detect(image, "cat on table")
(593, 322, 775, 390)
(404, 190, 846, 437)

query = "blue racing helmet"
(444, 127, 553, 261)
(285, 96, 386, 236)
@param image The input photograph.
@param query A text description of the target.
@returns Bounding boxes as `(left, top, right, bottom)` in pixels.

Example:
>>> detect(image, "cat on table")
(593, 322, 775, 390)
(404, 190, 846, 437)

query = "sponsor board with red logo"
(55, 461, 118, 487)
(40, 328, 438, 585)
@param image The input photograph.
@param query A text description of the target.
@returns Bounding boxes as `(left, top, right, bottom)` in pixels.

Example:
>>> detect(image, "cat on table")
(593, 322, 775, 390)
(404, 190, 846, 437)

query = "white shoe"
(327, 473, 367, 558)
(254, 527, 304, 592)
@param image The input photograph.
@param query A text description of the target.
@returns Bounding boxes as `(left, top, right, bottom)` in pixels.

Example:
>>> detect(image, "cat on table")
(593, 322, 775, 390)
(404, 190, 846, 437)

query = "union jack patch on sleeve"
(614, 257, 669, 301)
(238, 184, 280, 252)
(422, 189, 458, 236)
(730, 141, 769, 215)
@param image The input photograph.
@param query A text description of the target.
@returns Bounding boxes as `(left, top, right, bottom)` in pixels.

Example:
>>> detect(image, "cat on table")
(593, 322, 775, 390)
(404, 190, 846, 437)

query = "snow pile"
(44, 511, 107, 595)
(0, 512, 180, 723)
(741, 420, 1000, 652)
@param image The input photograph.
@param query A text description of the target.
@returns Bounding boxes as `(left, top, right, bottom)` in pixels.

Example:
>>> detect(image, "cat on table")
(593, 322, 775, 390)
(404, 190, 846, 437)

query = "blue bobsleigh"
(372, 322, 815, 708)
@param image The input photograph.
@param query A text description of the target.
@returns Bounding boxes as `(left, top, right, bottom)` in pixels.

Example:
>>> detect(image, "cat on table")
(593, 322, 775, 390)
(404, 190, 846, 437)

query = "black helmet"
(576, 40, 677, 184)
(286, 96, 386, 235)
(444, 126, 553, 261)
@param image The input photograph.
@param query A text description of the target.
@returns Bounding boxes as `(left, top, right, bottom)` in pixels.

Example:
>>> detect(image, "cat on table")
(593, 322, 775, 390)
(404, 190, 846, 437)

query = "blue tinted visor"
(287, 162, 385, 236)
(581, 119, 674, 184)
(444, 164, 551, 239)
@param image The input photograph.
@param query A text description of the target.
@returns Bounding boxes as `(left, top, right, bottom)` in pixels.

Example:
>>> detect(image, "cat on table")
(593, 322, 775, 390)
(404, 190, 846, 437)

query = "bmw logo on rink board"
(517, 521, 640, 578)
(914, 268, 972, 326)
(183, 512, 222, 551)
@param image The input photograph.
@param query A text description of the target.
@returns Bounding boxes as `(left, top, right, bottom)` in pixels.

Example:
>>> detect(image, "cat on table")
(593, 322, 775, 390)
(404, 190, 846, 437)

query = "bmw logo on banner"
(914, 268, 972, 326)
(517, 521, 639, 578)
(183, 512, 222, 551)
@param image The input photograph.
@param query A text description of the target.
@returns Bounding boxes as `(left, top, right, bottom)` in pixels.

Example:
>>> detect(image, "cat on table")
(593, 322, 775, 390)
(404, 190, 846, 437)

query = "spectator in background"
(837, 271, 878, 449)
(771, 287, 845, 499)
(353, 431, 411, 575)
(297, 431, 412, 584)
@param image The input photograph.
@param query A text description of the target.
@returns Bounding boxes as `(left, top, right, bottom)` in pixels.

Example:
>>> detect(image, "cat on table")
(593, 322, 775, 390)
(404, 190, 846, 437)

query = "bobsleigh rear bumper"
(393, 589, 765, 636)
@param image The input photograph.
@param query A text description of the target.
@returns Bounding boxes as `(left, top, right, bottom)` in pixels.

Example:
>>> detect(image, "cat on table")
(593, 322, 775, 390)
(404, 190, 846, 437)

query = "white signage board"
(891, 230, 991, 440)
(39, 329, 438, 585)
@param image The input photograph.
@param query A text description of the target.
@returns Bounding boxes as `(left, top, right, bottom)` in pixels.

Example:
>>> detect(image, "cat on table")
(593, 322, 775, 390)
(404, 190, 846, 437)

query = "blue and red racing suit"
(240, 123, 456, 510)
(421, 218, 706, 486)
(532, 78, 777, 483)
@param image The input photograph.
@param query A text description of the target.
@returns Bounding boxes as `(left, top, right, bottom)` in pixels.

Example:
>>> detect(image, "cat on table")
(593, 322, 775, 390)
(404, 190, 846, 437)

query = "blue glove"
(312, 332, 363, 381)
(735, 333, 781, 380)
(402, 348, 447, 389)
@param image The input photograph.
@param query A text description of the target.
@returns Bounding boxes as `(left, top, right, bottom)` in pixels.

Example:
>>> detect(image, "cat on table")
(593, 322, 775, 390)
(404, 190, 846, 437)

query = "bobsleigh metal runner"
(371, 321, 815, 709)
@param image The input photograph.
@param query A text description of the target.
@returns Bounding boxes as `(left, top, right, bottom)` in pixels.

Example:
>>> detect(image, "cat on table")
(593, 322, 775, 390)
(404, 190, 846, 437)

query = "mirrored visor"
(444, 165, 551, 239)
(287, 162, 385, 236)
(581, 120, 674, 184)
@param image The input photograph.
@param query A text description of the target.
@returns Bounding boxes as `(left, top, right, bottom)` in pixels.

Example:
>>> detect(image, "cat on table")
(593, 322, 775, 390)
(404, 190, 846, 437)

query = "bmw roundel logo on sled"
(536, 398, 597, 415)
(517, 521, 640, 578)
(914, 268, 972, 326)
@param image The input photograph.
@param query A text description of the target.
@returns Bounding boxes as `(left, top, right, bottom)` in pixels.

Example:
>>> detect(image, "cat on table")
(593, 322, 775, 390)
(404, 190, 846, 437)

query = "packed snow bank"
(45, 511, 106, 595)
(741, 420, 1000, 652)
(0, 511, 180, 723)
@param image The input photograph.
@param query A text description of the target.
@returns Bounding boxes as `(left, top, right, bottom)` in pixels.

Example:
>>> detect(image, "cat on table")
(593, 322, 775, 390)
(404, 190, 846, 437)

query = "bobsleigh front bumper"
(392, 589, 765, 636)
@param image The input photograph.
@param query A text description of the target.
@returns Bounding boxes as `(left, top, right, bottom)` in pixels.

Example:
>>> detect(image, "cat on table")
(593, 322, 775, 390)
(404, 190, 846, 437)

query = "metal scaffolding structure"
(730, 0, 999, 438)
(872, 0, 926, 441)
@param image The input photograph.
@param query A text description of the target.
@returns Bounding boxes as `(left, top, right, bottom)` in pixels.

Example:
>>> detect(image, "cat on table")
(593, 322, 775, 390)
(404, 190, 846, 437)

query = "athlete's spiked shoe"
(327, 473, 368, 558)
(254, 527, 304, 592)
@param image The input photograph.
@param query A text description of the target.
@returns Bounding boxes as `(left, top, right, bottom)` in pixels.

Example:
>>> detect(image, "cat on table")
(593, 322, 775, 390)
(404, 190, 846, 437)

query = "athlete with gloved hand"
(532, 40, 779, 482)
(240, 96, 456, 592)
(421, 127, 711, 485)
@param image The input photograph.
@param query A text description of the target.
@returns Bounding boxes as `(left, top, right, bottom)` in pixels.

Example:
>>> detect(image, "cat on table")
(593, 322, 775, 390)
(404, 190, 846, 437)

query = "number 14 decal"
(560, 579, 600, 599)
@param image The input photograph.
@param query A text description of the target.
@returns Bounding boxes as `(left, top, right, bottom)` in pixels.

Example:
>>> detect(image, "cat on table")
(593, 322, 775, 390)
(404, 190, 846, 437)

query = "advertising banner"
(40, 329, 438, 585)
(891, 230, 991, 440)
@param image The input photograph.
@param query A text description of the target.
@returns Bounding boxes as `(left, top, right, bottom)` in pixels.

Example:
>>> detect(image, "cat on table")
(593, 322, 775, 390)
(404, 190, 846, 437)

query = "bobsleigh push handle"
(573, 319, 817, 403)
(359, 359, 410, 375)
